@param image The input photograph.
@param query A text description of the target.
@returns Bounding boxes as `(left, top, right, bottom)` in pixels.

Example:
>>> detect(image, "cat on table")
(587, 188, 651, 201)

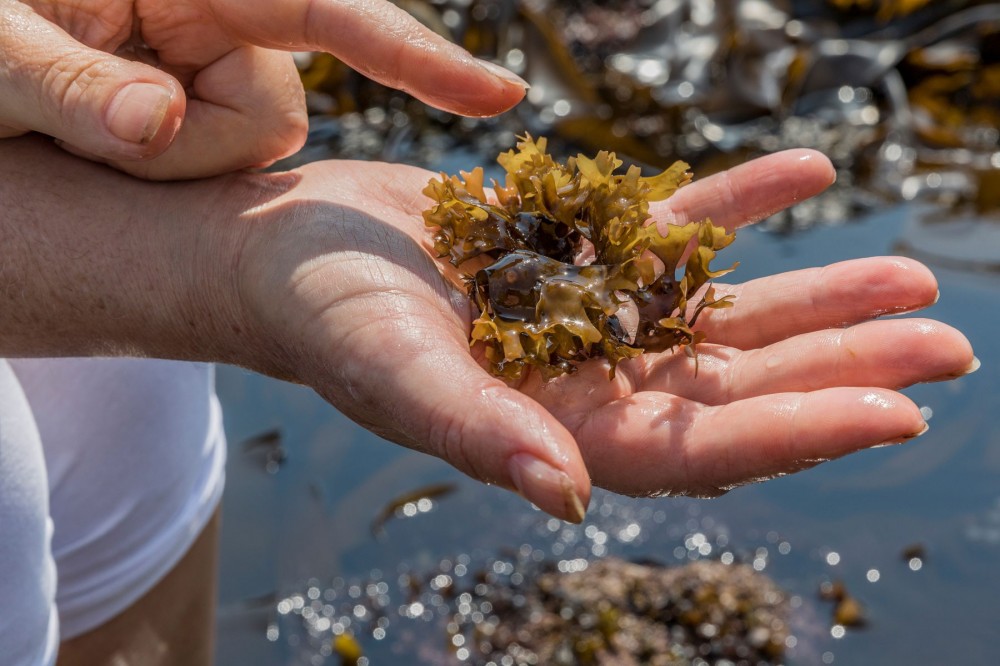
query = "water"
(213, 4, 1000, 661)
(214, 200, 1000, 664)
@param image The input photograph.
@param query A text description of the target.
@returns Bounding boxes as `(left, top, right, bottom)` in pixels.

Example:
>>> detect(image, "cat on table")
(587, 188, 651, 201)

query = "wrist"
(0, 136, 285, 371)
(182, 170, 305, 380)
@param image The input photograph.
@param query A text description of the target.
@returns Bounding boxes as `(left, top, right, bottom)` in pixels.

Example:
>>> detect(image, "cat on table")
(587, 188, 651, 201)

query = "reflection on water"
(216, 202, 999, 664)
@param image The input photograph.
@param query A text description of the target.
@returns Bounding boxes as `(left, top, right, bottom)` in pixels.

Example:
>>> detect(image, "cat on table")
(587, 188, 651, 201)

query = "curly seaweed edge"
(423, 135, 738, 381)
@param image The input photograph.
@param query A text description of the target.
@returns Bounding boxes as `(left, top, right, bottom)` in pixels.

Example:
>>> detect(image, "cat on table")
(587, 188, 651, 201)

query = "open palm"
(238, 149, 974, 521)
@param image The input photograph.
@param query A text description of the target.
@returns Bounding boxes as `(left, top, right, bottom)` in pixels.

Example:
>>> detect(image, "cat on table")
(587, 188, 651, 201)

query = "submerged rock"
(459, 557, 789, 665)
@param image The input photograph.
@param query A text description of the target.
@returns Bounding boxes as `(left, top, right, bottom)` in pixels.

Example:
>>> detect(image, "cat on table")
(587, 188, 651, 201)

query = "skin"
(0, 136, 976, 522)
(0, 0, 528, 178)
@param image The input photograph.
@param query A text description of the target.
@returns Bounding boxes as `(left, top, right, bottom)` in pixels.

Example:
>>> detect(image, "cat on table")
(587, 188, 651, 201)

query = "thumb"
(426, 377, 593, 523)
(334, 337, 592, 523)
(0, 6, 184, 160)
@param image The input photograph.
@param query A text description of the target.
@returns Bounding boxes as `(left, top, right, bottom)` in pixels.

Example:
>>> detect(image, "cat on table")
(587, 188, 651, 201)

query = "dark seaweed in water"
(466, 557, 789, 665)
(423, 136, 737, 380)
(275, 551, 790, 666)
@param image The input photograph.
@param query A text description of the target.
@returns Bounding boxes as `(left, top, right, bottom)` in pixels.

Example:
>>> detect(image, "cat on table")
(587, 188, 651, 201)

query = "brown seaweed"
(827, 0, 932, 20)
(423, 135, 736, 380)
(240, 428, 287, 473)
(370, 482, 459, 538)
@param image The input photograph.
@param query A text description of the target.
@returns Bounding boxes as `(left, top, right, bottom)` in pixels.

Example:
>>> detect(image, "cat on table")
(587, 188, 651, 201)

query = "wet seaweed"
(369, 482, 459, 539)
(423, 135, 737, 380)
(827, 0, 932, 20)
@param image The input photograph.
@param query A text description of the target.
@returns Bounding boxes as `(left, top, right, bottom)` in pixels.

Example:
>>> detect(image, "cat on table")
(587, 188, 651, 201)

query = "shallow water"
(213, 199, 999, 664)
(213, 0, 1000, 660)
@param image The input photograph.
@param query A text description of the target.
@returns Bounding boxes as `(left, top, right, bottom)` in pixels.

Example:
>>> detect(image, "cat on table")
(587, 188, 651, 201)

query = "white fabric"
(0, 358, 226, 662)
(0, 360, 59, 666)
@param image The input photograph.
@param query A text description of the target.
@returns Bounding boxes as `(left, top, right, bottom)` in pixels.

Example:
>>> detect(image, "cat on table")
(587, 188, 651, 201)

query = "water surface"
(215, 202, 999, 664)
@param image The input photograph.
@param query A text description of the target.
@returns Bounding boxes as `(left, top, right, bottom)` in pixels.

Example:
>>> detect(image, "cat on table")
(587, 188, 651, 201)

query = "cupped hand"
(0, 0, 526, 179)
(236, 149, 975, 522)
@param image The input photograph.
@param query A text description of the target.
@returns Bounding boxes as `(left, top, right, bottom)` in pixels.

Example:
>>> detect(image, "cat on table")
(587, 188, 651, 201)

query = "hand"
(0, 138, 972, 522)
(235, 149, 976, 522)
(0, 0, 526, 179)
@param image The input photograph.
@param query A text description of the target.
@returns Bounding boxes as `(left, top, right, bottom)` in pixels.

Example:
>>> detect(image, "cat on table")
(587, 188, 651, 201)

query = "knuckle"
(427, 398, 476, 475)
(273, 108, 310, 158)
(716, 170, 743, 218)
(251, 101, 308, 164)
(299, 0, 322, 47)
(425, 383, 502, 483)
(393, 32, 440, 94)
(40, 56, 111, 121)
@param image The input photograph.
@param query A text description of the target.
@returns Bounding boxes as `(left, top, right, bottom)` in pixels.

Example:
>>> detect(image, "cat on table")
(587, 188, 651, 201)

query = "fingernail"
(925, 355, 980, 382)
(105, 82, 173, 145)
(931, 290, 940, 305)
(877, 421, 929, 446)
(476, 58, 530, 90)
(508, 453, 586, 523)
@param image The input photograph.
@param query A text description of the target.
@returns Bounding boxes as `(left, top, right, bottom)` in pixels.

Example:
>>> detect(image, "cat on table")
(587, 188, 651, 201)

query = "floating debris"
(370, 482, 459, 538)
(900, 543, 927, 561)
(818, 580, 867, 629)
(900, 542, 927, 571)
(832, 595, 867, 629)
(332, 633, 365, 666)
(241, 428, 287, 474)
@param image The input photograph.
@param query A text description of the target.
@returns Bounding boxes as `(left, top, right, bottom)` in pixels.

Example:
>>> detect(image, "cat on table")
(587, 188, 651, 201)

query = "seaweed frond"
(423, 135, 737, 380)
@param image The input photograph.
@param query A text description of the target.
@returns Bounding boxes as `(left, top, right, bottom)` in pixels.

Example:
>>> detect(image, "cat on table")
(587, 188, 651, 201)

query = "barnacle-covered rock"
(423, 136, 737, 380)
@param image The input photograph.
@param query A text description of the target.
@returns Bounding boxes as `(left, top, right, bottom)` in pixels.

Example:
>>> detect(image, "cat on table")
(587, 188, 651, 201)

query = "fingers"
(214, 0, 527, 116)
(526, 311, 973, 421)
(696, 256, 941, 349)
(422, 370, 592, 523)
(654, 149, 836, 231)
(296, 249, 590, 522)
(572, 388, 927, 497)
(633, 318, 976, 405)
(385, 339, 591, 522)
(259, 160, 587, 519)
(0, 3, 184, 159)
(102, 47, 308, 179)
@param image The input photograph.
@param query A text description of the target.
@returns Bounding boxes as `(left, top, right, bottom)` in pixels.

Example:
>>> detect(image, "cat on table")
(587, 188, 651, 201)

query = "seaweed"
(423, 136, 737, 380)
(827, 0, 932, 20)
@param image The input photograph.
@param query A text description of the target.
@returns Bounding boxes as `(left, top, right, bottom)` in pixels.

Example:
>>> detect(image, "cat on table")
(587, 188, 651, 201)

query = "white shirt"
(0, 358, 226, 664)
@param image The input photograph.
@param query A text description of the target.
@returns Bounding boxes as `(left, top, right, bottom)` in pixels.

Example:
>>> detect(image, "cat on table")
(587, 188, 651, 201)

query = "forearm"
(0, 135, 257, 363)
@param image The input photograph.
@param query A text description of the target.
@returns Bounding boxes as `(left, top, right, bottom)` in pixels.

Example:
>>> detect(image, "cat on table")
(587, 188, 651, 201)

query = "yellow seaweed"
(423, 135, 737, 380)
